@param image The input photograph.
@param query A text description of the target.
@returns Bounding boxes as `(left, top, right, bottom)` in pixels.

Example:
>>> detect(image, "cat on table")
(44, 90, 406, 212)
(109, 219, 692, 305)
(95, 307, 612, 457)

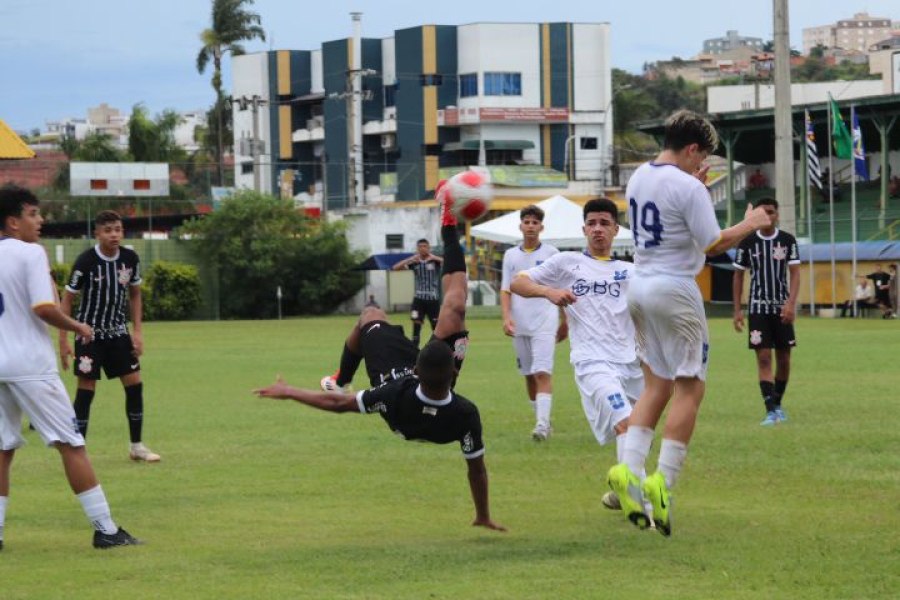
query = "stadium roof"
(637, 93, 900, 165)
(0, 119, 35, 159)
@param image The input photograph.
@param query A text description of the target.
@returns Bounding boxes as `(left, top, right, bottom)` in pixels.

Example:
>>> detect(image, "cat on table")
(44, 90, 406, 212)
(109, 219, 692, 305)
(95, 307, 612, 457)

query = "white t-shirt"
(626, 161, 722, 277)
(0, 238, 59, 381)
(501, 243, 559, 337)
(525, 251, 636, 365)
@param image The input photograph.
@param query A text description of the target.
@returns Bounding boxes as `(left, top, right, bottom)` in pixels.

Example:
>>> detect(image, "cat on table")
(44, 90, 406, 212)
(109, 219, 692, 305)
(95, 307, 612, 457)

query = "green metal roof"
(443, 140, 535, 152)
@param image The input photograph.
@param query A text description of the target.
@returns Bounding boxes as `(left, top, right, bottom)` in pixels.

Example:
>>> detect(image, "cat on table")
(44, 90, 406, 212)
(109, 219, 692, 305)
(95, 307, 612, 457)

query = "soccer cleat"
(641, 471, 673, 537)
(775, 408, 787, 422)
(436, 179, 457, 227)
(606, 463, 650, 530)
(760, 411, 780, 426)
(129, 443, 161, 462)
(320, 370, 351, 393)
(601, 491, 621, 511)
(93, 527, 144, 549)
(531, 421, 552, 442)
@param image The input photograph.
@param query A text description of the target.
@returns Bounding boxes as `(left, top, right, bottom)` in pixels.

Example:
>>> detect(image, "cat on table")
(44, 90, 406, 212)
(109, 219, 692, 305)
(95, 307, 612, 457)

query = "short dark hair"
(0, 185, 38, 226)
(520, 205, 545, 222)
(754, 196, 779, 209)
(416, 238, 430, 246)
(663, 110, 718, 153)
(416, 340, 455, 389)
(583, 198, 619, 223)
(95, 210, 123, 228)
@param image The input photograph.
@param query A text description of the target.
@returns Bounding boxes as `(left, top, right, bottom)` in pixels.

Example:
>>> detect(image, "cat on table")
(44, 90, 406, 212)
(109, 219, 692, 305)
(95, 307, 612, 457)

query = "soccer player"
(510, 198, 645, 507)
(256, 185, 504, 531)
(607, 110, 773, 536)
(58, 211, 160, 462)
(0, 186, 141, 549)
(392, 238, 443, 348)
(732, 197, 800, 426)
(500, 205, 565, 441)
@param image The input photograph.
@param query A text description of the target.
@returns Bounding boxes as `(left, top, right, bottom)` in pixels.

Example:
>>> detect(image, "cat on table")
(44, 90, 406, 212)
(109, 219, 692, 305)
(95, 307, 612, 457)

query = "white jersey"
(0, 238, 59, 381)
(525, 251, 636, 365)
(626, 161, 722, 277)
(501, 243, 559, 337)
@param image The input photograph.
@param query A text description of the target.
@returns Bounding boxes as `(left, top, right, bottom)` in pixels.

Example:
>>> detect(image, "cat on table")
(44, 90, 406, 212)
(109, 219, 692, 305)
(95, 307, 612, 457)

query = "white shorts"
(628, 274, 709, 381)
(0, 378, 85, 450)
(574, 359, 644, 445)
(512, 334, 555, 376)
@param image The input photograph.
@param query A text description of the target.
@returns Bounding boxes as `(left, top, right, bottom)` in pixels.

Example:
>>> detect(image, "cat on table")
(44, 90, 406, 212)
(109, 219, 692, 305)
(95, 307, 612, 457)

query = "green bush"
(143, 261, 202, 321)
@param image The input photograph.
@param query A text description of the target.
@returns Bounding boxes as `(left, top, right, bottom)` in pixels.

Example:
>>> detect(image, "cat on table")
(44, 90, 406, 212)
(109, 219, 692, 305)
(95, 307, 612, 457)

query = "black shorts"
(73, 335, 140, 380)
(747, 313, 796, 350)
(411, 298, 440, 324)
(360, 320, 419, 387)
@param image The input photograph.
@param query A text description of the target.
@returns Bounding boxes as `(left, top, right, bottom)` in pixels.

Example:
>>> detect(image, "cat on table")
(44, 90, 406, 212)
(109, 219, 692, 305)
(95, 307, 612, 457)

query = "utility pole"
(351, 12, 364, 206)
(251, 94, 261, 193)
(773, 0, 796, 233)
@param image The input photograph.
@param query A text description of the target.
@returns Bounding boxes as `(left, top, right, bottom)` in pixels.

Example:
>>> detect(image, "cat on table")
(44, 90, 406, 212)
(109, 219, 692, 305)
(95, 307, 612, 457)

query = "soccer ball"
(442, 170, 493, 222)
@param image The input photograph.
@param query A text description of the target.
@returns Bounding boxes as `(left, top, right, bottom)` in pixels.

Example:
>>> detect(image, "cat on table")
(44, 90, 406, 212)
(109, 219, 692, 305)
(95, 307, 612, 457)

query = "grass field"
(2, 315, 898, 599)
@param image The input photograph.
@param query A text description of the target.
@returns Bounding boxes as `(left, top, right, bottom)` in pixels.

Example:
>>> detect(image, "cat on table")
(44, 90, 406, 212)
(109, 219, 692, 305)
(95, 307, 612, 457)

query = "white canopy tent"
(470, 195, 634, 253)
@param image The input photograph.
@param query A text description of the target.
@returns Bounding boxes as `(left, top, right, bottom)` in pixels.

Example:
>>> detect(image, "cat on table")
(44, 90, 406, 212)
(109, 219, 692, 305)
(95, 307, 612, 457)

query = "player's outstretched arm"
(253, 377, 358, 413)
(732, 270, 745, 332)
(34, 304, 93, 344)
(510, 273, 576, 307)
(57, 290, 78, 369)
(707, 204, 773, 255)
(466, 455, 506, 532)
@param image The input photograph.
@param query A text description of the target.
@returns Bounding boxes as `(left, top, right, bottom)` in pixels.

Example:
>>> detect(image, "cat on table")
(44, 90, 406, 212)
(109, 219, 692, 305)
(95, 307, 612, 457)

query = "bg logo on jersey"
(572, 279, 622, 298)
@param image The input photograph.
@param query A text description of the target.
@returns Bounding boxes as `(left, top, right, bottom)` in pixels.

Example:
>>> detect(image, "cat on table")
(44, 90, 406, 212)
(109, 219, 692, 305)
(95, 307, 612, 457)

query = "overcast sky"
(1, 0, 897, 131)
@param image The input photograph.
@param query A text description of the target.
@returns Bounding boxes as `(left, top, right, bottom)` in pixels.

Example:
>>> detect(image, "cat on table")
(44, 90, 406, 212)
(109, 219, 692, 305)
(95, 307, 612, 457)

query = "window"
(484, 72, 521, 96)
(241, 162, 253, 175)
(384, 84, 397, 107)
(459, 73, 478, 97)
(386, 234, 404, 250)
(420, 74, 443, 86)
(133, 179, 151, 191)
(580, 137, 598, 150)
(90, 179, 108, 191)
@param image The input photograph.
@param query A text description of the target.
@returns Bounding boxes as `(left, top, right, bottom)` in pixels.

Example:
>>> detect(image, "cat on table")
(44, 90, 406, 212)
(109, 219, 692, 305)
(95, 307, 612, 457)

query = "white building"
(802, 12, 894, 55)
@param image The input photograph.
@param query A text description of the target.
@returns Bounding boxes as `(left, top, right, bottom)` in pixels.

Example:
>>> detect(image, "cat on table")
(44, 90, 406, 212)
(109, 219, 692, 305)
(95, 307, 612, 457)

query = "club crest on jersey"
(614, 270, 629, 281)
(78, 355, 94, 374)
(117, 265, 133, 285)
(772, 244, 787, 260)
(750, 330, 763, 346)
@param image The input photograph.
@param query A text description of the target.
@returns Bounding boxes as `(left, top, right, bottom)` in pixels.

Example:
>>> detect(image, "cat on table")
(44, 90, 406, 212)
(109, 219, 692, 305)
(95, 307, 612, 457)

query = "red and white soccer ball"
(441, 170, 493, 222)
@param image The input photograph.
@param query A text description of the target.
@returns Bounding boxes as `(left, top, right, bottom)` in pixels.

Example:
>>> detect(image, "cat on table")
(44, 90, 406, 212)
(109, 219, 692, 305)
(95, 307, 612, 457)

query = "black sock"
(73, 388, 95, 437)
(759, 380, 776, 412)
(774, 379, 788, 407)
(411, 323, 423, 348)
(441, 225, 466, 275)
(336, 344, 363, 387)
(124, 383, 144, 444)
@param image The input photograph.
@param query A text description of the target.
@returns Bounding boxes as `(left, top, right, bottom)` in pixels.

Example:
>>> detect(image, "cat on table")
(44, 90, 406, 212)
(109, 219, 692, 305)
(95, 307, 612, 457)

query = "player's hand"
(733, 311, 744, 332)
(76, 323, 94, 344)
(59, 340, 73, 370)
(694, 163, 711, 185)
(502, 318, 515, 337)
(253, 376, 295, 400)
(744, 204, 774, 230)
(427, 253, 443, 262)
(131, 332, 144, 357)
(556, 321, 568, 343)
(472, 517, 507, 532)
(546, 288, 577, 308)
(781, 303, 796, 324)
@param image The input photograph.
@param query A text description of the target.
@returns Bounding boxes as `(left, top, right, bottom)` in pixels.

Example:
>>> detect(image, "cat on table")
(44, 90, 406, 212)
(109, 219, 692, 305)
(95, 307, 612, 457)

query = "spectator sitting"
(747, 168, 768, 190)
(889, 176, 900, 199)
(840, 275, 875, 317)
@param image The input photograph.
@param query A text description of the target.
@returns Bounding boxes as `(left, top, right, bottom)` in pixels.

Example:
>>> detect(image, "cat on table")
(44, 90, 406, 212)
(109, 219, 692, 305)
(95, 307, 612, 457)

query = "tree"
(127, 103, 186, 163)
(196, 0, 265, 186)
(180, 191, 364, 318)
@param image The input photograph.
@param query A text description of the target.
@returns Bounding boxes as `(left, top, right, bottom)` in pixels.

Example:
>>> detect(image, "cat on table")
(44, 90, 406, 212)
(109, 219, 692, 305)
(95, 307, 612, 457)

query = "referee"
(732, 197, 801, 426)
(393, 238, 442, 348)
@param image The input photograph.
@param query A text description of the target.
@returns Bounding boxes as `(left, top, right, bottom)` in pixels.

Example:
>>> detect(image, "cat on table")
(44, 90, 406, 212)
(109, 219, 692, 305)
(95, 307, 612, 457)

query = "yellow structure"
(0, 120, 35, 160)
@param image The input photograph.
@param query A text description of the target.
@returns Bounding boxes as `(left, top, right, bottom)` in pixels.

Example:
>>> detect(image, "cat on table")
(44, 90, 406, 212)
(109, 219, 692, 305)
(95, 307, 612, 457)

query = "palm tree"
(196, 0, 265, 185)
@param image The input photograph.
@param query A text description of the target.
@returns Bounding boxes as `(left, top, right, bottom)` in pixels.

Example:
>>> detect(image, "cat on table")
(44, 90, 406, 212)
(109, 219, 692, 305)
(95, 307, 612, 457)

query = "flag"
(851, 109, 868, 181)
(805, 109, 822, 190)
(829, 96, 852, 159)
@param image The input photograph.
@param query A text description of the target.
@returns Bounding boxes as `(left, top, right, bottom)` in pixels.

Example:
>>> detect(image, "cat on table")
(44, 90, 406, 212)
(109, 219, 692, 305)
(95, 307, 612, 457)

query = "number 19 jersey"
(626, 162, 721, 278)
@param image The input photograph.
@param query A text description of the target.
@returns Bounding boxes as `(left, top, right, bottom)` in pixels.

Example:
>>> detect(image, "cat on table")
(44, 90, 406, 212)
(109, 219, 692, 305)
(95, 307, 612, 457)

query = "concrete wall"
(707, 80, 886, 113)
(232, 53, 273, 193)
(457, 23, 541, 110)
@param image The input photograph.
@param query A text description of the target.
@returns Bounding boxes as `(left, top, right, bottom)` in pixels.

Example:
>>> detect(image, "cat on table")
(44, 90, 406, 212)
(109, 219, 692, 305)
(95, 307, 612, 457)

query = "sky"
(1, 0, 898, 131)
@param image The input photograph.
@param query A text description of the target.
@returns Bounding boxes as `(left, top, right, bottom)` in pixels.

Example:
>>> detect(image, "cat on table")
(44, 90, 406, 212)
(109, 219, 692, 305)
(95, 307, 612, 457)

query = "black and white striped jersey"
(734, 230, 800, 315)
(66, 246, 141, 339)
(407, 259, 441, 300)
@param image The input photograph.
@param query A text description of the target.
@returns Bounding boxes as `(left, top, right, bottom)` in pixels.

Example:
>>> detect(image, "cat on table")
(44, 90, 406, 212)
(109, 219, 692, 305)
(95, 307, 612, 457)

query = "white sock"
(0, 496, 7, 540)
(76, 485, 117, 535)
(622, 426, 655, 475)
(528, 399, 536, 412)
(658, 438, 689, 489)
(535, 393, 552, 425)
(616, 433, 627, 463)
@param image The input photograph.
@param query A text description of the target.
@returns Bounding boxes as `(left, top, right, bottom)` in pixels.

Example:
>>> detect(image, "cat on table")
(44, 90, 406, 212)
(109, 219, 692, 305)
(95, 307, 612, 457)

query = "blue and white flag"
(805, 109, 822, 190)
(852, 110, 868, 181)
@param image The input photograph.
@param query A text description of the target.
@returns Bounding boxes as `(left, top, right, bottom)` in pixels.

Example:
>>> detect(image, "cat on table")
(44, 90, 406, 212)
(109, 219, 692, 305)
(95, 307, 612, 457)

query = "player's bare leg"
(324, 306, 391, 391)
(773, 348, 791, 421)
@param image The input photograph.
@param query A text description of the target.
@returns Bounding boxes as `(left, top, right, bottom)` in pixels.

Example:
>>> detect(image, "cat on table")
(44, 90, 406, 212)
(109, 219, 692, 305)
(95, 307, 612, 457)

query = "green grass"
(2, 316, 898, 599)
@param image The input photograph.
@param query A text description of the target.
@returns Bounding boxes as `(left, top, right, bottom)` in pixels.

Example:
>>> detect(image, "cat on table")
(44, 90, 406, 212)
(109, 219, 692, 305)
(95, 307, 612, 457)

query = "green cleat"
(606, 464, 650, 530)
(642, 471, 673, 537)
